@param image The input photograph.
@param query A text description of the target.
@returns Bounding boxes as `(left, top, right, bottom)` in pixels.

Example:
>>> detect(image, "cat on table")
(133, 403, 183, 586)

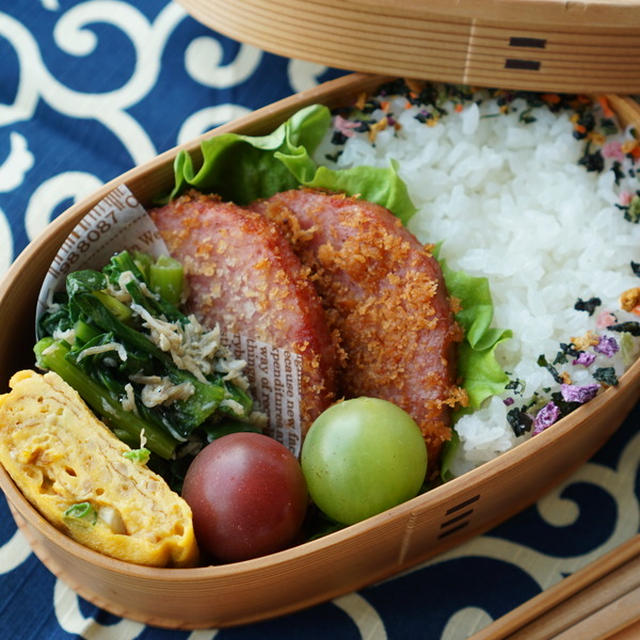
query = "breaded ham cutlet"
(149, 190, 340, 434)
(250, 189, 467, 465)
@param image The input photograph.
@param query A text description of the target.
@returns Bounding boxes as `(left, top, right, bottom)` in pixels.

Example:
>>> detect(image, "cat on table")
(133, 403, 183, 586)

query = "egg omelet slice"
(0, 370, 198, 567)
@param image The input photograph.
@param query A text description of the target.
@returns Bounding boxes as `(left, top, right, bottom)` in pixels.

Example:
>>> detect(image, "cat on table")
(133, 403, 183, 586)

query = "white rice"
(314, 85, 640, 476)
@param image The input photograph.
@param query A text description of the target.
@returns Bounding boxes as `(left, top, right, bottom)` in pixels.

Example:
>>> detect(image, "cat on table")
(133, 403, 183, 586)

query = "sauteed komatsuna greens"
(34, 250, 260, 485)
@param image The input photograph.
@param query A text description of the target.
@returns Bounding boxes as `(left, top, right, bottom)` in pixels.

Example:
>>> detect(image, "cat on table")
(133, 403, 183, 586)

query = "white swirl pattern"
(0, 2, 638, 639)
(178, 104, 252, 144)
(54, 578, 145, 638)
(25, 171, 103, 241)
(0, 132, 33, 192)
(0, 527, 32, 573)
(185, 36, 262, 88)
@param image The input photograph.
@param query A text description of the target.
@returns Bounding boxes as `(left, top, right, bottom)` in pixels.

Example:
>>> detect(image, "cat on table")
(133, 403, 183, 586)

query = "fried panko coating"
(251, 189, 467, 466)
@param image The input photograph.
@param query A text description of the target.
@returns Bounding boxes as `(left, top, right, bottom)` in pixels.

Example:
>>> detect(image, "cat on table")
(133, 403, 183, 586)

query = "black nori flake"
(418, 85, 440, 107)
(354, 120, 370, 132)
(593, 367, 618, 386)
(631, 261, 640, 277)
(624, 208, 640, 224)
(608, 321, 640, 336)
(415, 112, 430, 124)
(324, 150, 343, 163)
(537, 354, 564, 384)
(616, 203, 631, 220)
(600, 118, 619, 136)
(332, 106, 352, 118)
(505, 378, 525, 394)
(612, 161, 625, 186)
(553, 350, 569, 365)
(574, 297, 601, 315)
(554, 343, 587, 365)
(549, 391, 581, 417)
(578, 143, 605, 172)
(377, 78, 409, 98)
(519, 108, 537, 124)
(521, 92, 545, 108)
(405, 84, 431, 106)
(507, 407, 533, 437)
(560, 342, 582, 358)
(577, 111, 596, 132)
(451, 84, 474, 101)
(361, 99, 380, 115)
(331, 130, 348, 145)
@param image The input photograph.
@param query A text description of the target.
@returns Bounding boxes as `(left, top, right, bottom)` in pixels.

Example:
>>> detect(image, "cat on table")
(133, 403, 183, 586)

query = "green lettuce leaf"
(441, 260, 511, 411)
(167, 104, 415, 222)
(438, 261, 511, 481)
(304, 161, 416, 225)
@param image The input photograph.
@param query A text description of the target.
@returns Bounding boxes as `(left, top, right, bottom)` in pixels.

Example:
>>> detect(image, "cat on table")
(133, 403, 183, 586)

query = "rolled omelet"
(0, 370, 198, 567)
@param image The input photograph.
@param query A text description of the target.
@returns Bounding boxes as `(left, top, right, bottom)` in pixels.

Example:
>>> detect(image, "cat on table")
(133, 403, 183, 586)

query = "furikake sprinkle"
(327, 80, 640, 225)
(537, 354, 564, 384)
(593, 367, 619, 386)
(574, 297, 602, 316)
(324, 79, 640, 441)
(507, 407, 533, 436)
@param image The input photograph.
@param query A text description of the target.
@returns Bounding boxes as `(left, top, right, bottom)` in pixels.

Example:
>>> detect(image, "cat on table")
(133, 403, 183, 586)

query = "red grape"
(182, 432, 308, 562)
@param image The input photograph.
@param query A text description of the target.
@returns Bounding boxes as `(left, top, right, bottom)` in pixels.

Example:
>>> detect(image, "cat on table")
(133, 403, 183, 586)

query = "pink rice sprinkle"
(596, 310, 618, 328)
(602, 141, 625, 162)
(333, 115, 360, 138)
(620, 191, 634, 206)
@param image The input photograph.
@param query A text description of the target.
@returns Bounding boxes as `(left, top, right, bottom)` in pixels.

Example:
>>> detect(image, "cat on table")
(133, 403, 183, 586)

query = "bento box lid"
(177, 0, 640, 93)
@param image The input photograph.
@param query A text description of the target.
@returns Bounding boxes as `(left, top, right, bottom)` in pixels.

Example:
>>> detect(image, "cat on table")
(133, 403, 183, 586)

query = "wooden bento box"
(1, 72, 640, 629)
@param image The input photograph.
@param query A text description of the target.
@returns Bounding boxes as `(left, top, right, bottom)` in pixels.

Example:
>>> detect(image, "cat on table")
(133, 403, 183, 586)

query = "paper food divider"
(36, 184, 303, 456)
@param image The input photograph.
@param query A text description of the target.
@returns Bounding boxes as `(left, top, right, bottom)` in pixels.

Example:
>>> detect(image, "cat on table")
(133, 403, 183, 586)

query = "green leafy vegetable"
(167, 104, 416, 223)
(35, 251, 257, 465)
(34, 337, 176, 459)
(440, 260, 511, 411)
(437, 260, 511, 482)
(439, 429, 460, 483)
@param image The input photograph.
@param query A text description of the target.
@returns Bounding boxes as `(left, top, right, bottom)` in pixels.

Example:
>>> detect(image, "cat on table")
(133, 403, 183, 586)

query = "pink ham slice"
(149, 190, 340, 437)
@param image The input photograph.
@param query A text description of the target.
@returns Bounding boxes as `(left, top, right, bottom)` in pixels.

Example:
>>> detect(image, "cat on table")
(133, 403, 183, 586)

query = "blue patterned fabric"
(1, 2, 639, 638)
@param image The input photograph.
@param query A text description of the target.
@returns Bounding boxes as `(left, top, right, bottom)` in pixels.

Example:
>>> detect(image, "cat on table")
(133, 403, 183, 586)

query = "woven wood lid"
(178, 0, 640, 93)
